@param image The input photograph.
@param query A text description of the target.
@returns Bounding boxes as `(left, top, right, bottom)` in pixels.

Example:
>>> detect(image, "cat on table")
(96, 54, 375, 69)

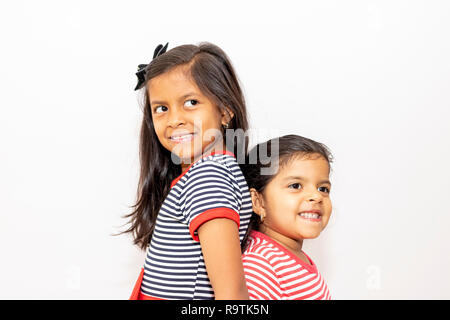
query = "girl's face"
(148, 65, 232, 169)
(251, 154, 332, 248)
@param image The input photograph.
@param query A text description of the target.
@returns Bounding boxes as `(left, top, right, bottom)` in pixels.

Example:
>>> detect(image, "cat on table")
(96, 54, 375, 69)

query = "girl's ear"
(221, 107, 234, 126)
(250, 188, 265, 218)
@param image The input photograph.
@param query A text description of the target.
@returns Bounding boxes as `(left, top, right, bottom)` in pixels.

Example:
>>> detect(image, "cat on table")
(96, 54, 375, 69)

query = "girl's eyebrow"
(283, 176, 331, 185)
(150, 99, 166, 106)
(179, 92, 198, 101)
(150, 92, 198, 106)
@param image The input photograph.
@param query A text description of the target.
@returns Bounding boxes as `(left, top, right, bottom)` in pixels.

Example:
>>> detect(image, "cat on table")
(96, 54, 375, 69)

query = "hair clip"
(134, 42, 169, 91)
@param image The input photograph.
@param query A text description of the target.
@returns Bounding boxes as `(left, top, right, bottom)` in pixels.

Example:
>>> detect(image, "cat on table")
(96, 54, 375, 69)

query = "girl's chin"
(296, 228, 322, 240)
(170, 139, 223, 162)
(170, 148, 203, 166)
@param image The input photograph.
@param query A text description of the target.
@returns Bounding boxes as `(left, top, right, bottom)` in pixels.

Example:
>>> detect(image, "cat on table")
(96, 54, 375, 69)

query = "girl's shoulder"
(243, 231, 281, 257)
(191, 151, 237, 171)
(184, 152, 240, 180)
(242, 231, 282, 277)
(172, 151, 243, 191)
(244, 231, 318, 274)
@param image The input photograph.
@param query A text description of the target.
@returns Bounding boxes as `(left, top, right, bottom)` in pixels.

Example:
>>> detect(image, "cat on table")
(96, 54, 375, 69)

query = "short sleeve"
(179, 159, 242, 241)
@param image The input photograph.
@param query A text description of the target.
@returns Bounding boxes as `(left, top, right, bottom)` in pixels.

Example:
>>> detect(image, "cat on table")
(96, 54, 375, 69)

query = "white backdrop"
(1, 0, 449, 299)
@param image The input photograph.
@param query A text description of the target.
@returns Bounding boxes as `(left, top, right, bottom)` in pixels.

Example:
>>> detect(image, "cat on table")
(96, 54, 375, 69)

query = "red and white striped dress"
(242, 231, 331, 300)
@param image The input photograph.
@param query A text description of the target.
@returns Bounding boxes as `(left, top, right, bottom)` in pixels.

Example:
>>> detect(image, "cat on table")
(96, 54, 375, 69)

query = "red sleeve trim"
(189, 207, 240, 242)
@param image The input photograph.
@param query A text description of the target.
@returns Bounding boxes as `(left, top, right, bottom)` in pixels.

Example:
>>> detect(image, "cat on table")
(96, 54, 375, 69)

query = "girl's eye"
(184, 99, 198, 107)
(288, 183, 302, 190)
(318, 186, 330, 193)
(154, 105, 168, 114)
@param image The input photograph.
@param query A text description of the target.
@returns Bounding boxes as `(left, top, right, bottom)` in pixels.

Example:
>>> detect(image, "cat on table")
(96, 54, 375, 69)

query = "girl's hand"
(198, 218, 249, 300)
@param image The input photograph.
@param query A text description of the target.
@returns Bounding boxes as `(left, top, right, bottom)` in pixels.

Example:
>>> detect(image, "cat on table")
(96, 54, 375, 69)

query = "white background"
(1, 0, 449, 299)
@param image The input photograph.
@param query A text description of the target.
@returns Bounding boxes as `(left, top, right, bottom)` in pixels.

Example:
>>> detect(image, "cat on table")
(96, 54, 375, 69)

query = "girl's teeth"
(300, 213, 320, 219)
(171, 134, 193, 141)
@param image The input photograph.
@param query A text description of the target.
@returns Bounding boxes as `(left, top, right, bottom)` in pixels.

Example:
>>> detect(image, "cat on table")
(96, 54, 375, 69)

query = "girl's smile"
(148, 65, 233, 170)
(298, 209, 323, 222)
(169, 130, 197, 143)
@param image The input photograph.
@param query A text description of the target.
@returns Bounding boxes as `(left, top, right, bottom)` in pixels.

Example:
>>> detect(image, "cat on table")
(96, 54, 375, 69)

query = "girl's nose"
(167, 108, 186, 127)
(307, 190, 322, 203)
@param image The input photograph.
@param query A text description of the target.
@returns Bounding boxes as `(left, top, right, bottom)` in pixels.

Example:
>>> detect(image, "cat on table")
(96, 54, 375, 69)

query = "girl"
(241, 135, 333, 300)
(125, 42, 253, 300)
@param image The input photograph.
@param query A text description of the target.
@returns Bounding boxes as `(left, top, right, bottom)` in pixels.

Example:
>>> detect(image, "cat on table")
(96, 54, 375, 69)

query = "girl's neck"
(180, 140, 227, 172)
(259, 225, 306, 261)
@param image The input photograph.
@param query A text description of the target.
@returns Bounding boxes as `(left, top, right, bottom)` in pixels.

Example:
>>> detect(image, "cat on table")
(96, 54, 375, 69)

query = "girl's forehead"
(275, 155, 330, 180)
(148, 65, 195, 91)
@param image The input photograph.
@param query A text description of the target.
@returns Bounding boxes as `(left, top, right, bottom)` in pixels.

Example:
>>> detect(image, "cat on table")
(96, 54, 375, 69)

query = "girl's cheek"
(325, 199, 332, 215)
(153, 121, 165, 138)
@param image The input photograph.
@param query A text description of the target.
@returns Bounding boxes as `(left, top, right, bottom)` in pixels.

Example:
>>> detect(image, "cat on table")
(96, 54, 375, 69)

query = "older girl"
(125, 42, 252, 300)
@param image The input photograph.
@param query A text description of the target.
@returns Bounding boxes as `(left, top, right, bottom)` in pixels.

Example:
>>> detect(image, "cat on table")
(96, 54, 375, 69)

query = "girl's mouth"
(299, 210, 322, 222)
(170, 133, 196, 143)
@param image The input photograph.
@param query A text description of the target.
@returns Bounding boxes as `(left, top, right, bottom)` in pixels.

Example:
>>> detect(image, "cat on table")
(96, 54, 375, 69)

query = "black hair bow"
(134, 42, 169, 91)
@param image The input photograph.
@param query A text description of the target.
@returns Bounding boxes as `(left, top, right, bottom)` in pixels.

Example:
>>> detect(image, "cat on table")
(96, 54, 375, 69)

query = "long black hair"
(240, 134, 333, 252)
(122, 42, 249, 250)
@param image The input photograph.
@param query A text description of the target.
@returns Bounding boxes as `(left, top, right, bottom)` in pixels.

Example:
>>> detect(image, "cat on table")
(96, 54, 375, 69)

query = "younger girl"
(241, 135, 333, 300)
(125, 42, 253, 300)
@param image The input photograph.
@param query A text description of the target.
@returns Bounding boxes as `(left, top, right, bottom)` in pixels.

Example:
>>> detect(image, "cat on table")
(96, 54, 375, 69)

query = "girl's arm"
(198, 218, 249, 300)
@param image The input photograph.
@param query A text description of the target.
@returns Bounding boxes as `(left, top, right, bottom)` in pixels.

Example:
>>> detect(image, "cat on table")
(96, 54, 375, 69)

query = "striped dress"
(242, 231, 331, 300)
(139, 151, 253, 300)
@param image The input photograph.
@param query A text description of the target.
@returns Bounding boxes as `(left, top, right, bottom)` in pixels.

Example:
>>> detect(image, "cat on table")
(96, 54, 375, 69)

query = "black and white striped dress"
(140, 151, 252, 299)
